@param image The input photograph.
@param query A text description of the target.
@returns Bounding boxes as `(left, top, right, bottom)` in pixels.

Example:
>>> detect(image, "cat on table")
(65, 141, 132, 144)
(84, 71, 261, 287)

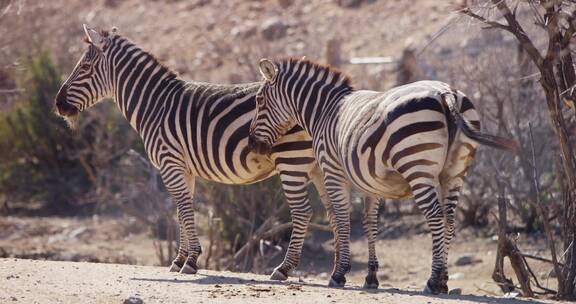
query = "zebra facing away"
(54, 25, 384, 287)
(248, 58, 518, 293)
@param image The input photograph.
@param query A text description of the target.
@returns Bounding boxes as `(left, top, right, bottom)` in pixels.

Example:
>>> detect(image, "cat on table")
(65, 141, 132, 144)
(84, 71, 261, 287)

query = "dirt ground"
(0, 258, 556, 304)
(0, 216, 560, 301)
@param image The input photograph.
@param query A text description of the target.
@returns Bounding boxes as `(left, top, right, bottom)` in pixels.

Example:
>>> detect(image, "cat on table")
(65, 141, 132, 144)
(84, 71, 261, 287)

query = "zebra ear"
(259, 59, 278, 82)
(83, 24, 103, 49)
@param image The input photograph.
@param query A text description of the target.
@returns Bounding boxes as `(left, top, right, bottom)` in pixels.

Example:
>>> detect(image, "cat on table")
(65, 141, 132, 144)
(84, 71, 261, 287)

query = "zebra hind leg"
(270, 172, 313, 281)
(161, 168, 202, 275)
(362, 196, 381, 289)
(169, 210, 188, 272)
(411, 182, 448, 294)
(441, 179, 465, 292)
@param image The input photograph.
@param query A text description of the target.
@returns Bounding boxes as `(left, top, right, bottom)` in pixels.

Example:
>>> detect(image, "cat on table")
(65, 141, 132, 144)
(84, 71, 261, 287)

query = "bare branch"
(460, 7, 511, 30)
(528, 122, 566, 284)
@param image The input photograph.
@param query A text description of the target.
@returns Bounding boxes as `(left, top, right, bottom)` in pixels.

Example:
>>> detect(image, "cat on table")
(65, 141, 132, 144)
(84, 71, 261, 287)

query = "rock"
(449, 272, 464, 280)
(336, 0, 363, 8)
(230, 22, 257, 38)
(123, 296, 144, 304)
(504, 291, 520, 298)
(260, 17, 288, 41)
(68, 227, 88, 240)
(448, 288, 462, 295)
(455, 255, 482, 266)
(278, 0, 293, 8)
(549, 268, 557, 278)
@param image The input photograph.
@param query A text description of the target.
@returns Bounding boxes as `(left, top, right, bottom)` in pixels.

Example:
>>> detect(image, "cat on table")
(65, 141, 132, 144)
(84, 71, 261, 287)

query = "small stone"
(504, 291, 519, 298)
(123, 296, 144, 304)
(260, 17, 288, 41)
(230, 23, 257, 38)
(336, 0, 363, 8)
(277, 0, 293, 8)
(455, 255, 482, 266)
(449, 273, 464, 280)
(448, 288, 462, 295)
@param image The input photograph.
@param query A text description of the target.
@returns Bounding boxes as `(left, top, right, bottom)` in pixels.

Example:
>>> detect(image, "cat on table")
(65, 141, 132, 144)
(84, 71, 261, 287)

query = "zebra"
(248, 58, 518, 293)
(54, 25, 384, 287)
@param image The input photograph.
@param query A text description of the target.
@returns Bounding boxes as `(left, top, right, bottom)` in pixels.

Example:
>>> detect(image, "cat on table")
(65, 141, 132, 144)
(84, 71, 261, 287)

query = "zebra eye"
(79, 63, 91, 71)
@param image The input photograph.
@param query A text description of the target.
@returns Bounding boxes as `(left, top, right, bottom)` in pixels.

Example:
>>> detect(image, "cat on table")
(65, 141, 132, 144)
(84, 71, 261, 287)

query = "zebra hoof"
(328, 276, 346, 288)
(362, 280, 379, 289)
(423, 280, 448, 295)
(179, 263, 197, 275)
(169, 262, 181, 273)
(423, 284, 434, 294)
(270, 268, 288, 281)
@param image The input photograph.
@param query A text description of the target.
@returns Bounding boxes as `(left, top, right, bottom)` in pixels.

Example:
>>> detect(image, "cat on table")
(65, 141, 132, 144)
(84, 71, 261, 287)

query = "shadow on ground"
(131, 272, 546, 304)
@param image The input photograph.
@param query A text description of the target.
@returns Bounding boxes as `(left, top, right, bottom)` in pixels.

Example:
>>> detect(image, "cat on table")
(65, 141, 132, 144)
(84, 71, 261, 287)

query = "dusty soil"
(0, 216, 560, 300)
(0, 258, 555, 304)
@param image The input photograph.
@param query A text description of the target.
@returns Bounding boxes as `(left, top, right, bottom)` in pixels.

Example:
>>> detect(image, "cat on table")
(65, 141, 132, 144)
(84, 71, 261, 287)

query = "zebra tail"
(443, 93, 519, 152)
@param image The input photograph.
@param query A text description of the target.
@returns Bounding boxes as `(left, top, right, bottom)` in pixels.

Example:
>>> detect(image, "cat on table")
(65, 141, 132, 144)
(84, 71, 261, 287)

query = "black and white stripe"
(249, 58, 517, 292)
(54, 26, 364, 281)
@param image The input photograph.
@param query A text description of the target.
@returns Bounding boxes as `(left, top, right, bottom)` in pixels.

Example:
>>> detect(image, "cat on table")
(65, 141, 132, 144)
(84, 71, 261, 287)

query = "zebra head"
(249, 58, 296, 155)
(55, 24, 113, 117)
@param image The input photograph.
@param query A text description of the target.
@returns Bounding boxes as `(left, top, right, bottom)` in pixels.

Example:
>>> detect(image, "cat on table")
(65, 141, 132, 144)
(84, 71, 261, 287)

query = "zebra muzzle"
(55, 87, 79, 117)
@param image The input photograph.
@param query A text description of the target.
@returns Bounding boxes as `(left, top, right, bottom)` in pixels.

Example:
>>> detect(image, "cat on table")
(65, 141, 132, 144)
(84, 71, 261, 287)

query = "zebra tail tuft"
(443, 93, 519, 153)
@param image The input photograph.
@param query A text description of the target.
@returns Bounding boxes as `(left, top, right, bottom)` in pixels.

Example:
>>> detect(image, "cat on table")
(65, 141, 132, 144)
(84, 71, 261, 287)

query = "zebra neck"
(290, 85, 350, 140)
(108, 42, 185, 133)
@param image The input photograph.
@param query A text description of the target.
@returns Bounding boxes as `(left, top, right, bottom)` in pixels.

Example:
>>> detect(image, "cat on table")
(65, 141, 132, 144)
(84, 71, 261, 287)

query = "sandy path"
(0, 258, 550, 304)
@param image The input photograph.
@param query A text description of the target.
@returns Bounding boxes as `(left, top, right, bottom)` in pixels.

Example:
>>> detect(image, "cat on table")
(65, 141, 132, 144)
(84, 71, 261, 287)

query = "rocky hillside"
(0, 0, 458, 89)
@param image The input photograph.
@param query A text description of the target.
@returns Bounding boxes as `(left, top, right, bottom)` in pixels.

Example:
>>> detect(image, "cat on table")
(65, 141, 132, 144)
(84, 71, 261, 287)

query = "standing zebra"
(54, 25, 383, 287)
(54, 24, 314, 279)
(249, 58, 517, 293)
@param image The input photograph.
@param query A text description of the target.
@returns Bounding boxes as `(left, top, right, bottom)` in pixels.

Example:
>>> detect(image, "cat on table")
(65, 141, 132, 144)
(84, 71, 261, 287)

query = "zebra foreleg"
(309, 167, 341, 278)
(270, 172, 313, 281)
(323, 177, 352, 288)
(362, 196, 380, 289)
(411, 182, 448, 294)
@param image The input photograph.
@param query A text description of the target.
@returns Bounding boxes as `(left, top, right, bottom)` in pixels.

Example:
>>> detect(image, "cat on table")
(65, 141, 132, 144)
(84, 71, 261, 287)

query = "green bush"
(0, 50, 89, 213)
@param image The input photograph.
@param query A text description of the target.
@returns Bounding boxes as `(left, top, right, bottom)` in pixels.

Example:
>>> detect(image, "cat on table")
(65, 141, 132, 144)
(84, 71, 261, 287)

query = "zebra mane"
(105, 31, 179, 81)
(280, 58, 353, 91)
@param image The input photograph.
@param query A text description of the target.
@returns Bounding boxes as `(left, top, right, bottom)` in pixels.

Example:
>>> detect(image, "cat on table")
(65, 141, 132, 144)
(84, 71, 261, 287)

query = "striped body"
(55, 27, 360, 280)
(250, 58, 516, 292)
(337, 83, 479, 199)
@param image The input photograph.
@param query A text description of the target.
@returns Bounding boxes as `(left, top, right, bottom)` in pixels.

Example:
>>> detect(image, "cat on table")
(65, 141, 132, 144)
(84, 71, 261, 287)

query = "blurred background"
(1, 0, 575, 298)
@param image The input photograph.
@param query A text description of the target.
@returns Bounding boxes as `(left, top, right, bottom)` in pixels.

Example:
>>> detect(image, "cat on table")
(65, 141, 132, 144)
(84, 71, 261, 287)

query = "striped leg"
(160, 167, 202, 275)
(411, 181, 448, 294)
(309, 166, 341, 273)
(270, 170, 313, 280)
(443, 181, 462, 270)
(362, 196, 380, 289)
(169, 210, 188, 272)
(323, 176, 352, 287)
